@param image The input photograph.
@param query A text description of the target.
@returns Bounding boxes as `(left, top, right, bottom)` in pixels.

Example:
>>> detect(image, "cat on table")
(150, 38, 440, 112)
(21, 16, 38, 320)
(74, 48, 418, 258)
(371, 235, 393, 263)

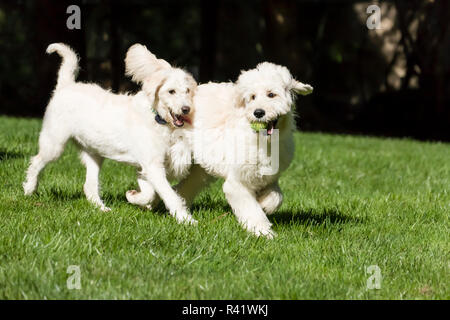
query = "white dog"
(176, 62, 313, 238)
(23, 43, 197, 224)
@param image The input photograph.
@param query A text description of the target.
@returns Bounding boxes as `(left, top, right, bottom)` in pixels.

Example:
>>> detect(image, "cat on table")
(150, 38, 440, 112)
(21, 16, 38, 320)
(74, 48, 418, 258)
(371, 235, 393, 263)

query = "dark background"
(0, 0, 449, 141)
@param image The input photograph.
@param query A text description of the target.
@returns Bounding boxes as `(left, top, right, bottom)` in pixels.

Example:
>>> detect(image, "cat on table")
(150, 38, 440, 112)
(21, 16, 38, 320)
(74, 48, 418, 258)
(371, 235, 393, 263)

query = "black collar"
(155, 114, 167, 125)
(152, 108, 167, 125)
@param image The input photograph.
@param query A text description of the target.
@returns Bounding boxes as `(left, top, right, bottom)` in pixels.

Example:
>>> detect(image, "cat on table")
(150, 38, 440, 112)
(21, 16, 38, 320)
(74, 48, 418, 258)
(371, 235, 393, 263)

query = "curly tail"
(46, 43, 79, 89)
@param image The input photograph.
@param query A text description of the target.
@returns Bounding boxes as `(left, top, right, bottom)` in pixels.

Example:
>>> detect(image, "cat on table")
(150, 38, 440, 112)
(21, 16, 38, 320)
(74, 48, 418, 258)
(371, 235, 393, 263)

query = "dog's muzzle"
(170, 109, 191, 127)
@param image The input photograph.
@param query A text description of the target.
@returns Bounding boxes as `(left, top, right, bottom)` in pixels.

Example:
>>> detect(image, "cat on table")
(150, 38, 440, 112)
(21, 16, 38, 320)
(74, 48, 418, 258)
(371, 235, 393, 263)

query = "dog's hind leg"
(80, 150, 109, 212)
(257, 182, 283, 215)
(127, 164, 209, 210)
(223, 177, 275, 239)
(126, 174, 157, 208)
(23, 129, 68, 195)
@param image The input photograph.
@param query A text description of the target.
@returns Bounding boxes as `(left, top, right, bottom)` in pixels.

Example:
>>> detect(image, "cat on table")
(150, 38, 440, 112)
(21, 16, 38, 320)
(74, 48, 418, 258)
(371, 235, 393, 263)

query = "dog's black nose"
(181, 106, 191, 114)
(253, 109, 265, 118)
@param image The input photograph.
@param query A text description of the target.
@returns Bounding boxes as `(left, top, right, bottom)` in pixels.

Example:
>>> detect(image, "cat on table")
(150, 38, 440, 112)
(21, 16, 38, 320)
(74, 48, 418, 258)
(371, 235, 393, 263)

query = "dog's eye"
(186, 88, 190, 93)
(169, 90, 176, 94)
(267, 92, 276, 98)
(251, 94, 256, 100)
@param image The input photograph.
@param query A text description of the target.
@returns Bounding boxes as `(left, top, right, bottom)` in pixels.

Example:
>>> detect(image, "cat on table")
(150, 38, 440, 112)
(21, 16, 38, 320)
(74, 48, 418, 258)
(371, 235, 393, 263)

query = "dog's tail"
(46, 43, 79, 89)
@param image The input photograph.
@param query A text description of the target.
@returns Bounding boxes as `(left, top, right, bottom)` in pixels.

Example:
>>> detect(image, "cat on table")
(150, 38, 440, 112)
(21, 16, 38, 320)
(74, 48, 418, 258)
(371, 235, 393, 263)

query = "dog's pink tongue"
(175, 119, 184, 126)
(181, 116, 191, 125)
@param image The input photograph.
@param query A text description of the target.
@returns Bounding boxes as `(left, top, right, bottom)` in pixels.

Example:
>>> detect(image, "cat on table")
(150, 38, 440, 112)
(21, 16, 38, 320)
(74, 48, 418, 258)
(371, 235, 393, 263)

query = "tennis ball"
(250, 122, 268, 132)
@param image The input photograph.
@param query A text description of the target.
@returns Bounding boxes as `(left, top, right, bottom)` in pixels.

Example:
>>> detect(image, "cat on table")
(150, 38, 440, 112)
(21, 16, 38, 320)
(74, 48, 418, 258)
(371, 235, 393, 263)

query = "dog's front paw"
(101, 206, 111, 212)
(242, 219, 276, 239)
(176, 214, 198, 226)
(258, 228, 277, 239)
(23, 181, 36, 196)
(250, 226, 277, 239)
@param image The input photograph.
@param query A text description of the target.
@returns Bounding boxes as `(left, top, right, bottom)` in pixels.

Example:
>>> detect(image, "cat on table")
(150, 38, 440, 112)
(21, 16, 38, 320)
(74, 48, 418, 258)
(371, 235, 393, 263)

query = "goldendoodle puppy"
(23, 43, 197, 224)
(176, 62, 313, 237)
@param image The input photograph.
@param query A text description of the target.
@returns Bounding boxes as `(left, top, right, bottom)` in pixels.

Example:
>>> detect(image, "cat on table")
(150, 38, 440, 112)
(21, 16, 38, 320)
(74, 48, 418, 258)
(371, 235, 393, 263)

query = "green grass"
(0, 115, 449, 299)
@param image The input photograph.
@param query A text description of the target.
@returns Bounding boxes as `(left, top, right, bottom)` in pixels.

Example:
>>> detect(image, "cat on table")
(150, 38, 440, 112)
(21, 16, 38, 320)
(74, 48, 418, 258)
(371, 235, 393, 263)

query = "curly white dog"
(23, 43, 197, 224)
(176, 62, 313, 238)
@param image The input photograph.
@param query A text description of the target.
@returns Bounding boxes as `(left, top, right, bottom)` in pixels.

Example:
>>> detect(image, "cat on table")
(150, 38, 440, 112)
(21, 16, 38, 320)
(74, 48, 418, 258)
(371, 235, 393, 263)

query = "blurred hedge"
(0, 0, 448, 141)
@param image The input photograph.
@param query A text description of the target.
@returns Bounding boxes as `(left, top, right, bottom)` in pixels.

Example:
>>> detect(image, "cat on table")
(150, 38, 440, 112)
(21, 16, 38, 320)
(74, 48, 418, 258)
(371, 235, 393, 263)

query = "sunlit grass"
(0, 116, 448, 299)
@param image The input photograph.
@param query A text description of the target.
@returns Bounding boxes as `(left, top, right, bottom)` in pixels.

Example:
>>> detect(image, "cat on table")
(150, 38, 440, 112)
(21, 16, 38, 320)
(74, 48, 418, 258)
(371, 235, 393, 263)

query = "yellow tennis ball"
(250, 122, 268, 132)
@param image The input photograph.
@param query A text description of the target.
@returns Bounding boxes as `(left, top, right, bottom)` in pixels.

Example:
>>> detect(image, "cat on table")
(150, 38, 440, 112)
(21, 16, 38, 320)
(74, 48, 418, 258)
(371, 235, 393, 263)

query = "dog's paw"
(258, 191, 283, 216)
(258, 228, 277, 239)
(100, 205, 111, 212)
(184, 216, 198, 226)
(125, 190, 138, 202)
(23, 181, 36, 196)
(175, 212, 198, 226)
(182, 215, 198, 226)
(126, 189, 148, 206)
(249, 225, 277, 239)
(242, 219, 276, 239)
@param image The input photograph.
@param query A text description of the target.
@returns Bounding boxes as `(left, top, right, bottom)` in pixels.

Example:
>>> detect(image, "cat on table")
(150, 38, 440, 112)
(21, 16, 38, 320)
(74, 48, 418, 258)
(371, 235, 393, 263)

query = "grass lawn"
(0, 115, 448, 299)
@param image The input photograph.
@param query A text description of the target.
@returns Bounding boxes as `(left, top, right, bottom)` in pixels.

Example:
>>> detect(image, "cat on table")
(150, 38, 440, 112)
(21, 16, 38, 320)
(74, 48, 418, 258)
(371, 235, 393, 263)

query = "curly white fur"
(23, 43, 197, 224)
(176, 62, 313, 238)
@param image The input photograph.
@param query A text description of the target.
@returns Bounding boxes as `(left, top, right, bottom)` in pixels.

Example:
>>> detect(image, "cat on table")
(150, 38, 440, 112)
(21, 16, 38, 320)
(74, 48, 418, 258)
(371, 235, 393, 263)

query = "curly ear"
(142, 71, 167, 107)
(291, 79, 313, 96)
(234, 89, 246, 108)
(125, 44, 171, 84)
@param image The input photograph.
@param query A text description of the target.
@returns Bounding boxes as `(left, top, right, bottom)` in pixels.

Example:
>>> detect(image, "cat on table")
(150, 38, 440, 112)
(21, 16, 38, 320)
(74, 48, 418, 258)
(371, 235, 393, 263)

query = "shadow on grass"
(190, 197, 363, 227)
(48, 186, 134, 202)
(49, 189, 84, 201)
(270, 208, 363, 226)
(45, 187, 362, 227)
(0, 149, 24, 161)
(192, 198, 230, 213)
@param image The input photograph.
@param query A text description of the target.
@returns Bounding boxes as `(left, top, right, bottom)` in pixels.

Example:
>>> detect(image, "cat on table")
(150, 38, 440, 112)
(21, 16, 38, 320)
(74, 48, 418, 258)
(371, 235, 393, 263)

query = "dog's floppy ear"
(234, 89, 246, 108)
(142, 70, 167, 104)
(125, 43, 171, 84)
(290, 80, 313, 96)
